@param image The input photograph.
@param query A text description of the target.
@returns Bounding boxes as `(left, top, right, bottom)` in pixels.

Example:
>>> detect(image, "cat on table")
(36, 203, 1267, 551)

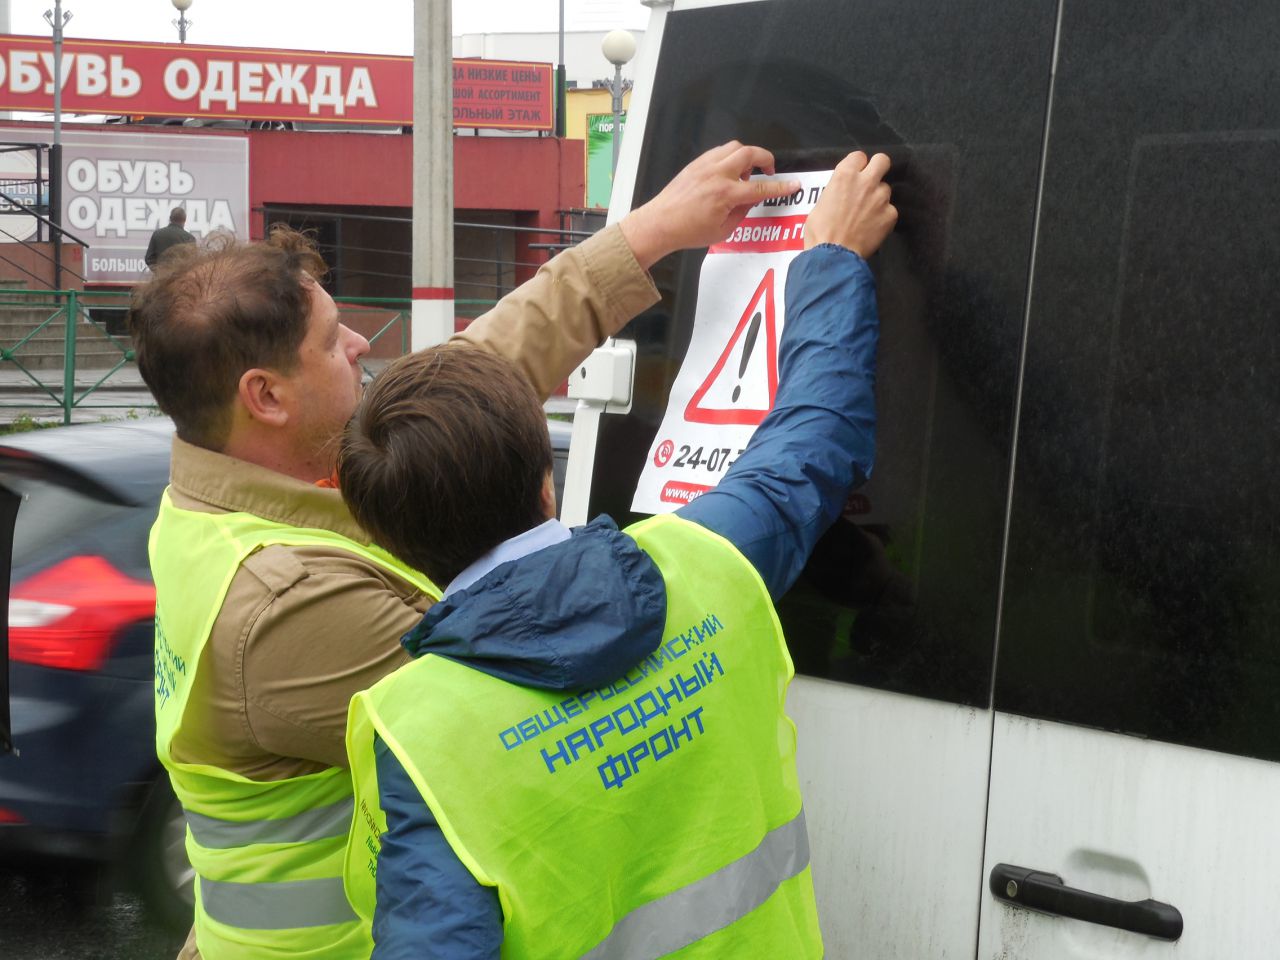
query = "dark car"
(0, 416, 186, 928)
(0, 413, 574, 930)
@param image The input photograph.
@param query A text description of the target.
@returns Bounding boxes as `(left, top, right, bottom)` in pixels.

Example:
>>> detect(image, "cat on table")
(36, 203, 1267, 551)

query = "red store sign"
(451, 59, 553, 131)
(0, 35, 553, 131)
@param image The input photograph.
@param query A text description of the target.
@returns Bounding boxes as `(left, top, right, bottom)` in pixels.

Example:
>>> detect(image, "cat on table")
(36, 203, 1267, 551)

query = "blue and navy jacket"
(370, 244, 879, 959)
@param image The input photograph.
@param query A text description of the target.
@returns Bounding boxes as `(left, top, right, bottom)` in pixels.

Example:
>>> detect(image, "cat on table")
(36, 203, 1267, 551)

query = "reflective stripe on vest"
(185, 797, 355, 849)
(345, 513, 823, 959)
(580, 808, 810, 960)
(151, 490, 440, 958)
(200, 875, 358, 930)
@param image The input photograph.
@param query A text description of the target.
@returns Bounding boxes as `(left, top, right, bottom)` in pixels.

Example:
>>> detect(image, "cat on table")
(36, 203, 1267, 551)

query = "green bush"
(0, 413, 61, 435)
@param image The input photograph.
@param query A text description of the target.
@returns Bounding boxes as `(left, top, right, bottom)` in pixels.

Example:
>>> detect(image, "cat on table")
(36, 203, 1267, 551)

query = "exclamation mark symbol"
(731, 312, 762, 403)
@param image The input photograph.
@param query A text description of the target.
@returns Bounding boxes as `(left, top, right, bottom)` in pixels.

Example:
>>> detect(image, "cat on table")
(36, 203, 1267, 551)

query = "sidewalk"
(0, 364, 148, 393)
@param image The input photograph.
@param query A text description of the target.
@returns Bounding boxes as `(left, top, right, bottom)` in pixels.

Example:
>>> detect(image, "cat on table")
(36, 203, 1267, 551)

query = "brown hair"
(338, 346, 553, 586)
(128, 225, 327, 449)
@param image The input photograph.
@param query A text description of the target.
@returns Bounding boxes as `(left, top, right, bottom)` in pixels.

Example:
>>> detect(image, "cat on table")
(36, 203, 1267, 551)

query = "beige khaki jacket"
(164, 225, 657, 787)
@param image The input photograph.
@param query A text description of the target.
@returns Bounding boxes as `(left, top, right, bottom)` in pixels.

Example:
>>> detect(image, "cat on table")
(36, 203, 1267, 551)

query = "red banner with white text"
(0, 35, 553, 131)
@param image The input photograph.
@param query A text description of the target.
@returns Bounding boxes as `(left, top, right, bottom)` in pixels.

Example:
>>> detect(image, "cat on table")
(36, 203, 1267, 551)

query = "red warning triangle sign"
(684, 268, 778, 425)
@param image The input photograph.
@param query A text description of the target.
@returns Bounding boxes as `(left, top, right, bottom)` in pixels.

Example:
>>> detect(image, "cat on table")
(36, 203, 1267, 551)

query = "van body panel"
(980, 715, 1280, 958)
(792, 678, 991, 957)
(569, 0, 1280, 955)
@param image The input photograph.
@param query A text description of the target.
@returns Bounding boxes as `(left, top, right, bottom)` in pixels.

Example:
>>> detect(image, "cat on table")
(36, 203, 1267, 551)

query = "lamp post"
(601, 30, 636, 177)
(554, 0, 566, 138)
(171, 0, 192, 43)
(42, 0, 71, 290)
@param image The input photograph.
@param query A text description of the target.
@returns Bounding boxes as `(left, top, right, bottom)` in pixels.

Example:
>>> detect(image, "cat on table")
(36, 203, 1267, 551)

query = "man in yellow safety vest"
(335, 150, 896, 958)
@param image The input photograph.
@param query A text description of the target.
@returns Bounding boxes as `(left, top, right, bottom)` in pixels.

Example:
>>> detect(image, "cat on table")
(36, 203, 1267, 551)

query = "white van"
(562, 0, 1280, 956)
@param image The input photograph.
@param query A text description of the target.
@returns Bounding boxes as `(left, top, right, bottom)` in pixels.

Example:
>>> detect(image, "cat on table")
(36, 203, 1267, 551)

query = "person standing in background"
(144, 207, 196, 269)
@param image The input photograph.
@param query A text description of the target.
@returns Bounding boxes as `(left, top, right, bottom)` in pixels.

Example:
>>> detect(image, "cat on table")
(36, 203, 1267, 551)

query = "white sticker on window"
(632, 170, 832, 514)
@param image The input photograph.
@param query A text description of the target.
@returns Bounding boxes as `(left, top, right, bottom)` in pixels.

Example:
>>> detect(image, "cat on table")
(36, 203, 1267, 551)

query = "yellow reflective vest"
(346, 513, 822, 958)
(151, 490, 440, 960)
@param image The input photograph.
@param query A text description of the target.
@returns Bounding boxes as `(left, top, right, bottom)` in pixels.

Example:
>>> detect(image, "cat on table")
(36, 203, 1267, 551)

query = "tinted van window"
(588, 0, 1059, 706)
(996, 0, 1280, 761)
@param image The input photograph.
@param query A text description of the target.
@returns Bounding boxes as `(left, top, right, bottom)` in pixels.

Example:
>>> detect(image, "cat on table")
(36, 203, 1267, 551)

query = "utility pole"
(411, 0, 454, 350)
(43, 0, 71, 291)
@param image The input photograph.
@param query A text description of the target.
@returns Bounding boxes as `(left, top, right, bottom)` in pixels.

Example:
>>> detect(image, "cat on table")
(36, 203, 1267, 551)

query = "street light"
(555, 0, 566, 138)
(601, 29, 636, 177)
(171, 0, 192, 43)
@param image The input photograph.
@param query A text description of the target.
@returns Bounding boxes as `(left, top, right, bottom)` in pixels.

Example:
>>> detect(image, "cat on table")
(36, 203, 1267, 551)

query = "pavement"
(0, 364, 154, 425)
(0, 364, 148, 391)
(0, 864, 185, 960)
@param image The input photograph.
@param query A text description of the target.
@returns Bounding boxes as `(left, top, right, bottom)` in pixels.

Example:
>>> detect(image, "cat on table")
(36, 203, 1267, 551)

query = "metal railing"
(0, 291, 495, 426)
(0, 289, 133, 424)
(341, 296, 498, 378)
(258, 205, 596, 301)
(0, 142, 91, 291)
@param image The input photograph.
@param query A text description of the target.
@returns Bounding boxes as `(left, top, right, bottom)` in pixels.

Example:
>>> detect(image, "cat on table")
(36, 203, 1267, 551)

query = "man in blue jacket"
(336, 149, 896, 959)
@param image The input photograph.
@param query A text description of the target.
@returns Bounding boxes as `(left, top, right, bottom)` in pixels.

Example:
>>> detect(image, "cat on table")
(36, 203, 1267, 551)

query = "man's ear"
(237, 368, 291, 428)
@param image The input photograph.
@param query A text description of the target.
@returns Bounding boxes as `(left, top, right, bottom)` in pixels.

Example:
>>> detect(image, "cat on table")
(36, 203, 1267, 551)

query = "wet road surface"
(0, 864, 186, 960)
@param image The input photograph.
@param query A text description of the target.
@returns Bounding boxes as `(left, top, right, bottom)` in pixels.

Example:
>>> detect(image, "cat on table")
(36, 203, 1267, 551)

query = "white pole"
(411, 0, 454, 351)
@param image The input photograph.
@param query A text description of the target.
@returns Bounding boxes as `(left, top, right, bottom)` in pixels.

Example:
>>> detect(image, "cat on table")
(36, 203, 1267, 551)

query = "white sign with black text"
(632, 169, 833, 514)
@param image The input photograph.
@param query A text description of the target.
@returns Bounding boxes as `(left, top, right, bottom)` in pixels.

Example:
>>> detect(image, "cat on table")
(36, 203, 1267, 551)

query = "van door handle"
(989, 863, 1183, 941)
